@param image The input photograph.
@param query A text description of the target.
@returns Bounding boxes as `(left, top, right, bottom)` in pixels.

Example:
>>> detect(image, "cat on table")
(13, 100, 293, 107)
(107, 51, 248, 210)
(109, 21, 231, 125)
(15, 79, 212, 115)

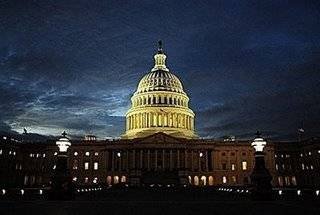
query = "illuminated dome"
(122, 41, 197, 139)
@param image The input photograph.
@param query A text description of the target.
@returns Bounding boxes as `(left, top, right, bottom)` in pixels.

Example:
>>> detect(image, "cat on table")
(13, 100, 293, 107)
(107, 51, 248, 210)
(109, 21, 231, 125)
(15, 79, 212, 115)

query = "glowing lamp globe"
(251, 137, 267, 152)
(56, 132, 71, 152)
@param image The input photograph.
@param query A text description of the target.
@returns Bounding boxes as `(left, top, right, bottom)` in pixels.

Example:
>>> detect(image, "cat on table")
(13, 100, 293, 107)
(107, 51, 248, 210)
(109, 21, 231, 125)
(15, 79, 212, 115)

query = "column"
(140, 150, 143, 169)
(191, 151, 194, 171)
(155, 150, 158, 169)
(177, 150, 180, 168)
(112, 151, 115, 171)
(170, 150, 173, 170)
(147, 150, 150, 170)
(206, 151, 209, 172)
(133, 150, 136, 169)
(162, 150, 165, 169)
(184, 150, 187, 169)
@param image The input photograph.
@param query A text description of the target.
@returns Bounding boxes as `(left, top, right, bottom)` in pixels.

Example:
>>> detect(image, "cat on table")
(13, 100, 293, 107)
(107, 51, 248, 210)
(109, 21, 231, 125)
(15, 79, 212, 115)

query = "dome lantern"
(152, 40, 169, 72)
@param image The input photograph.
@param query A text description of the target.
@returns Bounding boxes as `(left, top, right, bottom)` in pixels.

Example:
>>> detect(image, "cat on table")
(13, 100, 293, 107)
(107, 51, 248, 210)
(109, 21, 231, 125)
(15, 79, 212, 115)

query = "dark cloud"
(0, 0, 319, 140)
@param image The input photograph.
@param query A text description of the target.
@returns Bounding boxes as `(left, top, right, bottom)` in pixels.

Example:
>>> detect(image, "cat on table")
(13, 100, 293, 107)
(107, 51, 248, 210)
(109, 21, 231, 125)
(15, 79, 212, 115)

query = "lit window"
(93, 177, 98, 184)
(36, 153, 39, 158)
(29, 153, 33, 157)
(232, 176, 236, 183)
(275, 154, 277, 158)
(54, 152, 58, 156)
(231, 164, 235, 171)
(116, 152, 121, 158)
(242, 161, 247, 170)
(311, 165, 314, 170)
(300, 153, 303, 157)
(309, 152, 312, 156)
(222, 176, 227, 184)
(318, 150, 320, 154)
(275, 164, 279, 170)
(114, 176, 119, 184)
(282, 164, 285, 170)
(73, 160, 78, 170)
(199, 152, 203, 157)
(53, 165, 56, 170)
(84, 162, 89, 170)
(94, 162, 98, 170)
(94, 152, 99, 156)
(85, 152, 90, 156)
(281, 154, 284, 158)
(13, 151, 16, 156)
(0, 149, 2, 155)
(84, 177, 89, 183)
(74, 152, 78, 156)
(73, 177, 77, 181)
(121, 176, 126, 183)
(42, 153, 46, 158)
(9, 151, 12, 155)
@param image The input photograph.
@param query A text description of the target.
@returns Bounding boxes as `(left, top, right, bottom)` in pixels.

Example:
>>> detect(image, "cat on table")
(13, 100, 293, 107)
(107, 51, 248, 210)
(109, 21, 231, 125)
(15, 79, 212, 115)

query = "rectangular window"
(84, 162, 89, 170)
(222, 163, 227, 170)
(231, 164, 235, 171)
(242, 161, 247, 170)
(94, 162, 98, 170)
(232, 176, 237, 183)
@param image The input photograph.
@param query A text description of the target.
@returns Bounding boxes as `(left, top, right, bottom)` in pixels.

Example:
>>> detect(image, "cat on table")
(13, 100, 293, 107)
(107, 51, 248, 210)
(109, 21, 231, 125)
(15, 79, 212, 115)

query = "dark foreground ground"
(1, 188, 320, 215)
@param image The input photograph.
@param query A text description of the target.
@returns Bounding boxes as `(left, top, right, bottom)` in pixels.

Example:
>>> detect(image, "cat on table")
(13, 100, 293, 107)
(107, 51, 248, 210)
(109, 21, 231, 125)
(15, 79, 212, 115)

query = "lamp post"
(49, 131, 74, 200)
(250, 131, 272, 200)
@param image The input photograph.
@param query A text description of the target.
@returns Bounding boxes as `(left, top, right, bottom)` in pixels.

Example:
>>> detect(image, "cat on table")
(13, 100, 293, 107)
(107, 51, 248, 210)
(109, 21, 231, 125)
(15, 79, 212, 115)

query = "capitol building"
(0, 42, 319, 189)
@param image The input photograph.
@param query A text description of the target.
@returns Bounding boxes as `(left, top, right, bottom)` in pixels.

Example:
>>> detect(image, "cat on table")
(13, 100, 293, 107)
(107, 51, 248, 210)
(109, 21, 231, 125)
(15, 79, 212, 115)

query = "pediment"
(137, 132, 184, 144)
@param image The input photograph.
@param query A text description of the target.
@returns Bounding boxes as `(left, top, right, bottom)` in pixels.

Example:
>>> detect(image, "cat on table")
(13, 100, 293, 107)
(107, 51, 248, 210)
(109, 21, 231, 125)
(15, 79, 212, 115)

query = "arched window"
(200, 176, 206, 186)
(121, 176, 126, 183)
(114, 176, 119, 184)
(208, 176, 214, 186)
(194, 176, 199, 186)
(107, 176, 112, 185)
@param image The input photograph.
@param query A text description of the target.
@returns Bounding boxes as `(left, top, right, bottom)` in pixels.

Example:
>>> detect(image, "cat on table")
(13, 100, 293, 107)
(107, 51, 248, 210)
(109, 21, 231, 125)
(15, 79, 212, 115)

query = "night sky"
(1, 0, 320, 140)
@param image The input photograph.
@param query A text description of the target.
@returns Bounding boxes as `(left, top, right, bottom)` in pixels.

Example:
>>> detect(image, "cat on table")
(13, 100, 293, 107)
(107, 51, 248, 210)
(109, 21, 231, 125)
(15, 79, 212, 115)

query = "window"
(231, 164, 235, 171)
(232, 176, 237, 183)
(42, 153, 46, 158)
(222, 163, 227, 170)
(85, 152, 90, 156)
(117, 152, 121, 158)
(221, 152, 226, 156)
(231, 152, 235, 156)
(275, 164, 279, 170)
(242, 152, 246, 156)
(0, 149, 2, 155)
(199, 152, 203, 157)
(94, 162, 98, 170)
(94, 152, 99, 156)
(53, 165, 56, 170)
(114, 176, 119, 184)
(72, 177, 77, 182)
(93, 177, 98, 184)
(84, 177, 89, 183)
(74, 152, 78, 156)
(121, 176, 126, 183)
(54, 152, 58, 156)
(242, 161, 247, 170)
(73, 160, 78, 170)
(302, 163, 305, 170)
(84, 162, 89, 170)
(222, 176, 227, 184)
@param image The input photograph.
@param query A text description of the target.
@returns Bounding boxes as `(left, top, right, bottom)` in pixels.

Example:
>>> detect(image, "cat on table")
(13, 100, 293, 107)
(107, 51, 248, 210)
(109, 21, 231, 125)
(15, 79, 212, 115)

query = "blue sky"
(0, 0, 319, 140)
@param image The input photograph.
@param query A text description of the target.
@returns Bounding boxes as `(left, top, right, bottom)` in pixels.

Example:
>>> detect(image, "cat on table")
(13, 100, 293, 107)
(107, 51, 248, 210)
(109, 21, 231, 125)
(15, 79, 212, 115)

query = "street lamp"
(250, 131, 272, 200)
(56, 131, 71, 153)
(49, 131, 74, 200)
